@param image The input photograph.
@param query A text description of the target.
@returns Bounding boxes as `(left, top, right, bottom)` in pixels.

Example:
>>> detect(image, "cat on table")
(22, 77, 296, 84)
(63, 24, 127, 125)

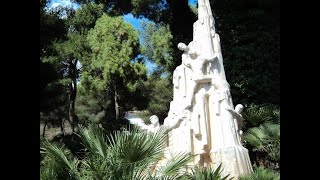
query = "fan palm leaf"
(185, 163, 232, 180)
(76, 125, 108, 158)
(244, 123, 280, 161)
(239, 165, 280, 180)
(41, 141, 79, 180)
(243, 105, 274, 127)
(156, 152, 194, 178)
(109, 126, 167, 163)
(42, 125, 235, 180)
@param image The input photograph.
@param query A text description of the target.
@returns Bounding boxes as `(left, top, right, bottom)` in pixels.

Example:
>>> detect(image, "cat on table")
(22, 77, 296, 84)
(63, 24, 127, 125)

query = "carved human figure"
(211, 78, 242, 146)
(163, 112, 186, 132)
(226, 104, 245, 144)
(212, 78, 233, 115)
(140, 115, 160, 133)
(178, 42, 217, 81)
(178, 42, 218, 110)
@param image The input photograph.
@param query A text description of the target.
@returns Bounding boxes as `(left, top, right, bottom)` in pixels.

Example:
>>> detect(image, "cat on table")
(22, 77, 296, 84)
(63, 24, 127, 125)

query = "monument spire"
(158, 0, 254, 178)
(198, 0, 213, 20)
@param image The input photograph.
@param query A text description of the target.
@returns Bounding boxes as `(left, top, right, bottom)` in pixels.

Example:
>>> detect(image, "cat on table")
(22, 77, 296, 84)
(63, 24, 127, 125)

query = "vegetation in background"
(84, 14, 147, 120)
(212, 0, 280, 105)
(146, 75, 172, 124)
(134, 110, 152, 124)
(40, 1, 148, 136)
(72, 0, 280, 106)
(140, 21, 173, 74)
(41, 0, 280, 133)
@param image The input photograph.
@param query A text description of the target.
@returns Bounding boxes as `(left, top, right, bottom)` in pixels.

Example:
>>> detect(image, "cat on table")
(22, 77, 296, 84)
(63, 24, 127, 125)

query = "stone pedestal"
(209, 146, 253, 178)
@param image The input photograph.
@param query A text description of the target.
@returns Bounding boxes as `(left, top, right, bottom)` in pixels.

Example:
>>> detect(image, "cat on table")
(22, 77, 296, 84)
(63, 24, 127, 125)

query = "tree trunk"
(68, 59, 78, 133)
(42, 122, 47, 138)
(69, 78, 77, 132)
(60, 119, 65, 136)
(114, 84, 119, 120)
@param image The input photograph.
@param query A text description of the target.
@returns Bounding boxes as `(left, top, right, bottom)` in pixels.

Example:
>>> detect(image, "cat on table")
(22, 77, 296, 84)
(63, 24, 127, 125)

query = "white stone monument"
(161, 0, 253, 178)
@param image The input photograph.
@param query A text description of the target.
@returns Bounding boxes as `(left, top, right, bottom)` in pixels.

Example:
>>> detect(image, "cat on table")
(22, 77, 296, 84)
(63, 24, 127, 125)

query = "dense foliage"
(41, 126, 194, 180)
(243, 104, 280, 171)
(212, 0, 280, 105)
(83, 13, 147, 120)
(239, 165, 280, 180)
(146, 76, 172, 124)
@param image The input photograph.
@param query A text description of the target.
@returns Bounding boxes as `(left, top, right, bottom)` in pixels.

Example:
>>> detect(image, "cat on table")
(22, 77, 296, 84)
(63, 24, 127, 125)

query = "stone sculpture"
(158, 0, 253, 178)
(138, 115, 160, 133)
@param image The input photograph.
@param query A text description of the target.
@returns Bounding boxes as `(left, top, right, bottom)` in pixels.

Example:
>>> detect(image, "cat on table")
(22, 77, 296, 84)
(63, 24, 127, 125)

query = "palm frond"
(186, 164, 232, 180)
(239, 165, 280, 180)
(261, 123, 280, 162)
(262, 123, 280, 140)
(244, 123, 280, 161)
(158, 153, 193, 177)
(81, 157, 110, 179)
(109, 126, 167, 163)
(244, 127, 266, 151)
(76, 125, 108, 158)
(41, 141, 79, 179)
(243, 105, 274, 126)
(272, 108, 280, 124)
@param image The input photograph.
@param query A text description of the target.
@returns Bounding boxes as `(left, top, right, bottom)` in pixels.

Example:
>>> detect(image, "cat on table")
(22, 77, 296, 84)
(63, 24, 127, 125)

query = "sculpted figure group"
(130, 0, 253, 178)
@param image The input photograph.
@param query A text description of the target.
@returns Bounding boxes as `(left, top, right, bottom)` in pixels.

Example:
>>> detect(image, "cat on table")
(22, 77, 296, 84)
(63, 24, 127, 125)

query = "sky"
(47, 0, 198, 74)
(47, 0, 80, 9)
(123, 14, 144, 31)
(189, 0, 198, 6)
(123, 0, 197, 31)
(123, 0, 198, 74)
(47, 0, 198, 30)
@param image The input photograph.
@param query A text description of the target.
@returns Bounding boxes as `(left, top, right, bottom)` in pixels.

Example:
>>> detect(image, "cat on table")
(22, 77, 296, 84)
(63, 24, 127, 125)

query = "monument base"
(208, 145, 253, 179)
(153, 145, 252, 179)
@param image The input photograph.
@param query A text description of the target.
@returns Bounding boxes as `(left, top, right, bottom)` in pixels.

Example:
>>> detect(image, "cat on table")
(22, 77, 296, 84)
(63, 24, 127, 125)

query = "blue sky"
(189, 0, 198, 6)
(47, 0, 198, 30)
(47, 0, 80, 9)
(123, 13, 151, 34)
(47, 0, 198, 74)
(123, 0, 198, 73)
(123, 0, 197, 31)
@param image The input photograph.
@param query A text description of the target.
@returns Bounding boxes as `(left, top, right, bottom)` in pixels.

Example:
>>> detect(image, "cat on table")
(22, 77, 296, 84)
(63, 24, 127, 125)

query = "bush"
(40, 125, 193, 179)
(186, 164, 232, 180)
(239, 165, 280, 180)
(242, 104, 280, 171)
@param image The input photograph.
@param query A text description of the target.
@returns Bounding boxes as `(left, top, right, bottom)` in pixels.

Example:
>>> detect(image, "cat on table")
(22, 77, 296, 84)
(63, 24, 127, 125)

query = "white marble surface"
(159, 0, 253, 178)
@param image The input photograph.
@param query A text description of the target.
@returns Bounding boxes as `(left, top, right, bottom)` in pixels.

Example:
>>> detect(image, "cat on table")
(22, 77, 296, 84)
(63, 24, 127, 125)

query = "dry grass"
(40, 122, 73, 140)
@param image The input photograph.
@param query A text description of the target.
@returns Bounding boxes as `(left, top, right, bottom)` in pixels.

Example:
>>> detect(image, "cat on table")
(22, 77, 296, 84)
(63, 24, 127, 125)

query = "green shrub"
(241, 104, 280, 172)
(40, 125, 192, 179)
(239, 165, 279, 180)
(185, 164, 232, 180)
